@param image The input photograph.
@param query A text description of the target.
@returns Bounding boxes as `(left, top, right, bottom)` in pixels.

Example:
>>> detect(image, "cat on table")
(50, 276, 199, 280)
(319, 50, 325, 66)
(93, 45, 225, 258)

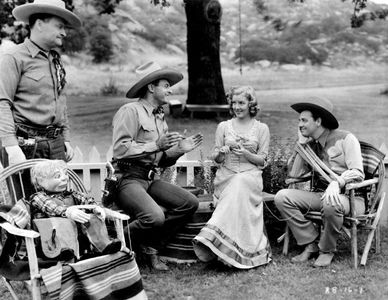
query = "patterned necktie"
(153, 106, 164, 115)
(50, 50, 67, 95)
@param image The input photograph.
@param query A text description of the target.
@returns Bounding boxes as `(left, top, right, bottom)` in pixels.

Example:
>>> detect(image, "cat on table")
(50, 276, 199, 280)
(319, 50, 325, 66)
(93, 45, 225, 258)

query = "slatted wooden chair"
(279, 141, 386, 268)
(0, 159, 146, 300)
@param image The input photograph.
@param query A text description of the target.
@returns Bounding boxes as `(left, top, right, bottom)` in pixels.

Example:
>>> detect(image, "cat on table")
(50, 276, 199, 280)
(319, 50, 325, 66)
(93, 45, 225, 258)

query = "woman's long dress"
(192, 119, 272, 269)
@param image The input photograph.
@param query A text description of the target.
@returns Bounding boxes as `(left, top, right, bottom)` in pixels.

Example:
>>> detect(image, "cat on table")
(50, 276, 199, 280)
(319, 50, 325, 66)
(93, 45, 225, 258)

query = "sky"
(370, 0, 388, 4)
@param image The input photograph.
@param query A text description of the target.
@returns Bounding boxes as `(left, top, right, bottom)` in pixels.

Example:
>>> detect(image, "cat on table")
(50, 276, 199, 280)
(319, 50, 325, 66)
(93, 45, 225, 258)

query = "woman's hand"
(231, 144, 250, 157)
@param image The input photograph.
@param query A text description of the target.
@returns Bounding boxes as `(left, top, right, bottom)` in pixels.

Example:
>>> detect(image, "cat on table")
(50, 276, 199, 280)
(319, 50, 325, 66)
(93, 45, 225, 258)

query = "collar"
(25, 38, 48, 58)
(315, 128, 331, 148)
(139, 98, 159, 117)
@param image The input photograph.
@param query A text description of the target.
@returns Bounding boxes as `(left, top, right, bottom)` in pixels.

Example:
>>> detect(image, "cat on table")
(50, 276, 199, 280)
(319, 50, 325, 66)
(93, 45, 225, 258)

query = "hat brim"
(13, 4, 81, 28)
(126, 68, 183, 98)
(291, 102, 339, 129)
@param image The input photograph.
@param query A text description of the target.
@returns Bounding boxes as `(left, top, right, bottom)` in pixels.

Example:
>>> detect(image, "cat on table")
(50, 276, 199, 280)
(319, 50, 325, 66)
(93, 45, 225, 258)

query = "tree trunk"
(184, 0, 226, 106)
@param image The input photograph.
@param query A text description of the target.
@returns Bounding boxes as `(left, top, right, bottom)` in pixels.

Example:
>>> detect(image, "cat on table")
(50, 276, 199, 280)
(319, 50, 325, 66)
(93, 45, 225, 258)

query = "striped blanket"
(40, 251, 146, 300)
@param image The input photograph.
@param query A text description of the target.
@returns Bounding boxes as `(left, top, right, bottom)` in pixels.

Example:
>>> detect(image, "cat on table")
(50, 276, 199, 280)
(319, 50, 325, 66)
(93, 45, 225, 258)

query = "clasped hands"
(157, 131, 203, 153)
(65, 205, 106, 223)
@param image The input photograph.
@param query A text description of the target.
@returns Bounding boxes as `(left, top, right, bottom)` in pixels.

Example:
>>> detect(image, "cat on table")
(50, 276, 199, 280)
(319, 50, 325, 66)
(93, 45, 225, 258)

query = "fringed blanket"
(40, 251, 146, 300)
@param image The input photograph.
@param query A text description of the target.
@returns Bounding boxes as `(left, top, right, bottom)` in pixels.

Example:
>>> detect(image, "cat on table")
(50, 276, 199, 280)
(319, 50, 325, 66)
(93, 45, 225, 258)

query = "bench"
(185, 104, 229, 119)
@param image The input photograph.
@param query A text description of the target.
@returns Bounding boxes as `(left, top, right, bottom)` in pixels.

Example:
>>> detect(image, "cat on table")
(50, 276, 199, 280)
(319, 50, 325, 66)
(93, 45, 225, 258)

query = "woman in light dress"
(192, 86, 271, 269)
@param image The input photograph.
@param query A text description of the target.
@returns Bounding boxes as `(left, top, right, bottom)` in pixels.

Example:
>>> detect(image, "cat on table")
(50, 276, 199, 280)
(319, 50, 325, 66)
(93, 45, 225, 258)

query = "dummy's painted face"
(231, 94, 250, 119)
(298, 110, 320, 138)
(38, 168, 69, 193)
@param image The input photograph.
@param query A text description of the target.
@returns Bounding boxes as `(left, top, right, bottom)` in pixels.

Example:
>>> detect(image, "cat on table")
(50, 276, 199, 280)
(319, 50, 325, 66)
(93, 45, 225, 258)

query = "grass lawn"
(1, 65, 387, 299)
(140, 230, 388, 300)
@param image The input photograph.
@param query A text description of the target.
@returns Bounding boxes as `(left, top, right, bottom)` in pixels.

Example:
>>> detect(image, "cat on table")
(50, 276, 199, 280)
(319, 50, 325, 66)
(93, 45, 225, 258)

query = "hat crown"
(306, 96, 334, 113)
(135, 61, 163, 79)
(31, 0, 66, 9)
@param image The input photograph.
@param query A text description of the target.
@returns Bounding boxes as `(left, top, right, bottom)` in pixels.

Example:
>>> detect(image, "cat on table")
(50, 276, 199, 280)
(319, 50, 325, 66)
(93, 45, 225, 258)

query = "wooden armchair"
(0, 159, 146, 300)
(279, 141, 386, 268)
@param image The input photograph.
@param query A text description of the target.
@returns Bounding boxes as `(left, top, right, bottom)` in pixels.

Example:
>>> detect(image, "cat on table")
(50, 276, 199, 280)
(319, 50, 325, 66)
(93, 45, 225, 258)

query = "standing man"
(0, 0, 81, 167)
(112, 61, 202, 271)
(274, 97, 365, 267)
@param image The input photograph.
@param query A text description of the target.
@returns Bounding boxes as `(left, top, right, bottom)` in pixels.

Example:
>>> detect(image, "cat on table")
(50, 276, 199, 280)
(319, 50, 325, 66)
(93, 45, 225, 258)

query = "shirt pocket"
(24, 71, 45, 82)
(139, 120, 156, 142)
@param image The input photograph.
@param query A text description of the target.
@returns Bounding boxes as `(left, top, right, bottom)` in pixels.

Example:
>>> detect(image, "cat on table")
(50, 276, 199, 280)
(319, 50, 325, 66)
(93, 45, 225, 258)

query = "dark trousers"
(116, 175, 199, 251)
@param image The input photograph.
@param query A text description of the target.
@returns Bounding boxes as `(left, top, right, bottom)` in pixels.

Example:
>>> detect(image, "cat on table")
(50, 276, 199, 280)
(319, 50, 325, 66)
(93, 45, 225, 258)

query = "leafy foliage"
(262, 136, 295, 194)
(90, 29, 113, 63)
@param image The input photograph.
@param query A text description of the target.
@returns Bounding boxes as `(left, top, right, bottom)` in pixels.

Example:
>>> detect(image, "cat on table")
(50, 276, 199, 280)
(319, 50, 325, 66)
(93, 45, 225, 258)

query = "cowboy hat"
(126, 61, 183, 98)
(291, 96, 339, 129)
(13, 0, 81, 29)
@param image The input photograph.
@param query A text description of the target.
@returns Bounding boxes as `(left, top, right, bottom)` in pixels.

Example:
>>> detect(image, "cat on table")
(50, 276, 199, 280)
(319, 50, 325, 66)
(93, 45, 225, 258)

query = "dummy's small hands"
(157, 131, 183, 150)
(321, 181, 342, 207)
(65, 206, 90, 223)
(5, 145, 26, 165)
(178, 133, 203, 152)
(93, 206, 106, 220)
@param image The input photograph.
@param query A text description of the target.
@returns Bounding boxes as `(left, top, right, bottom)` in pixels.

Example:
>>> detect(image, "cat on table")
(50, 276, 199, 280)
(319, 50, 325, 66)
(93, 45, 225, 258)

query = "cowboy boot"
(291, 242, 319, 263)
(140, 246, 169, 271)
(83, 215, 121, 254)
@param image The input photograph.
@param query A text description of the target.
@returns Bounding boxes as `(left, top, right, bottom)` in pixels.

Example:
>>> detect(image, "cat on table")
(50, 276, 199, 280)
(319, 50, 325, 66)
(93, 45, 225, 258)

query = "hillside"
(69, 0, 388, 68)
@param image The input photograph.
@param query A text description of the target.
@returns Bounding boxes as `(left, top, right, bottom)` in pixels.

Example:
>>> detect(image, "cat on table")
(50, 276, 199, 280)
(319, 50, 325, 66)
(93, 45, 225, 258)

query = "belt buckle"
(147, 170, 155, 180)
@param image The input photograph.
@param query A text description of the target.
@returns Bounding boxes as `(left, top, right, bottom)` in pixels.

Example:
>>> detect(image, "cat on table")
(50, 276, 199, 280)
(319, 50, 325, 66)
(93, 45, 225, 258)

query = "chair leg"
(375, 224, 381, 254)
(360, 228, 376, 266)
(351, 222, 358, 269)
(282, 225, 290, 255)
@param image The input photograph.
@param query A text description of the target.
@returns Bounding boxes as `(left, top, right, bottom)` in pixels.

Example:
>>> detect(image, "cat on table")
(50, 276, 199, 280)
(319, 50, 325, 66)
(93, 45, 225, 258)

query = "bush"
(100, 77, 119, 96)
(262, 136, 295, 194)
(63, 27, 87, 53)
(240, 39, 328, 65)
(90, 30, 113, 63)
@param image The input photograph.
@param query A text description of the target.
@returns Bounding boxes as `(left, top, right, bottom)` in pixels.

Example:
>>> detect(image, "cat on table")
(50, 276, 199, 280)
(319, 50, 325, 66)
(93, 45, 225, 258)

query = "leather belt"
(116, 160, 156, 181)
(16, 124, 64, 139)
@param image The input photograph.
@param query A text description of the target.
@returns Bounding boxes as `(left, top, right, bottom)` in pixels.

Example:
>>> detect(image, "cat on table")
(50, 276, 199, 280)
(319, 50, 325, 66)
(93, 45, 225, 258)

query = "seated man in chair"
(30, 160, 122, 259)
(274, 96, 365, 267)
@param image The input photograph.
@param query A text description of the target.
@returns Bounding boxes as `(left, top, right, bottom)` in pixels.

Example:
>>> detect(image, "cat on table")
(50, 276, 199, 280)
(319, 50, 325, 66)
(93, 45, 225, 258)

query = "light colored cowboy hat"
(291, 96, 339, 129)
(12, 0, 81, 28)
(126, 61, 183, 98)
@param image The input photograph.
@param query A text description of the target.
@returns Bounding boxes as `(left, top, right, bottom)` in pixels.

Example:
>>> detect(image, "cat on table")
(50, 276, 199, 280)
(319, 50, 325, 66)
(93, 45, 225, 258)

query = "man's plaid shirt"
(30, 190, 97, 218)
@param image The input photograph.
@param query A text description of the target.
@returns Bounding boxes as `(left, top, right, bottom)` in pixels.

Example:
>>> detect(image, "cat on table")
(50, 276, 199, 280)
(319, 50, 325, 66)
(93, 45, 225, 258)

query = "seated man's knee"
(274, 189, 288, 210)
(322, 201, 345, 217)
(187, 195, 199, 213)
(140, 210, 165, 228)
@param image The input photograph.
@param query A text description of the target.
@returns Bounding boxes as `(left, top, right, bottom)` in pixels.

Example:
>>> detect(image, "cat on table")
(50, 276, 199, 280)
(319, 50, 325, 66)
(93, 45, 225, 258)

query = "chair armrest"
(345, 178, 379, 191)
(104, 208, 130, 221)
(0, 222, 39, 239)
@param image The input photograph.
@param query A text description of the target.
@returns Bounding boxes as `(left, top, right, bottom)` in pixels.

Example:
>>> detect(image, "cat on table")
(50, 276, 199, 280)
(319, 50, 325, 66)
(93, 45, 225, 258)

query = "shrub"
(90, 30, 113, 63)
(100, 77, 119, 96)
(262, 136, 295, 194)
(63, 27, 87, 54)
(240, 39, 328, 65)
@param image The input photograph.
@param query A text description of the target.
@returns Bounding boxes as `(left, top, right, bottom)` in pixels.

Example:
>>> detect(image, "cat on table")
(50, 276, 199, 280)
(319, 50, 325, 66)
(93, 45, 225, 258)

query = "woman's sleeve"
(209, 122, 225, 161)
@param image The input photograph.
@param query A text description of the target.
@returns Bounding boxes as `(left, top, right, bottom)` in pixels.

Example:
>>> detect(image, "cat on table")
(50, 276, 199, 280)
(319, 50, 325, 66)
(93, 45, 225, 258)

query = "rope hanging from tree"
(238, 0, 242, 75)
